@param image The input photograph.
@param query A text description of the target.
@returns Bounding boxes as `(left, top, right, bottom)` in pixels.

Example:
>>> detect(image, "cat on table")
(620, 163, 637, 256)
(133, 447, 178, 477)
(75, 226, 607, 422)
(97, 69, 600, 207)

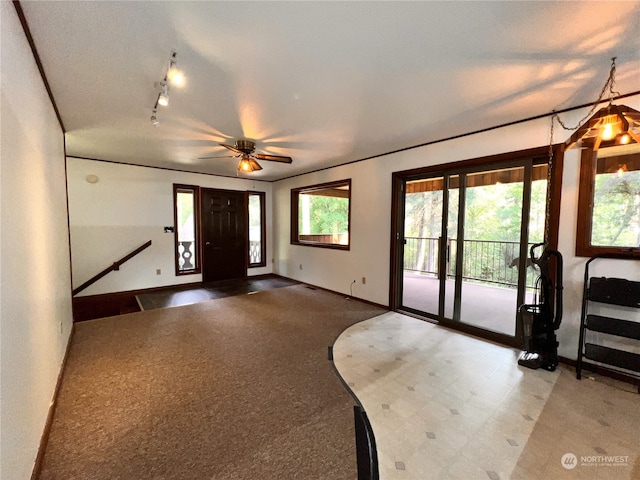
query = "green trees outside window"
(576, 145, 640, 257)
(591, 168, 640, 247)
(291, 179, 351, 249)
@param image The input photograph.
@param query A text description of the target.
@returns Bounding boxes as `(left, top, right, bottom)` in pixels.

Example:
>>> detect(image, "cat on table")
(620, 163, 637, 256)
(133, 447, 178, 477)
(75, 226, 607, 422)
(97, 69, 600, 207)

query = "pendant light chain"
(544, 57, 621, 244)
(554, 57, 618, 132)
(544, 115, 555, 245)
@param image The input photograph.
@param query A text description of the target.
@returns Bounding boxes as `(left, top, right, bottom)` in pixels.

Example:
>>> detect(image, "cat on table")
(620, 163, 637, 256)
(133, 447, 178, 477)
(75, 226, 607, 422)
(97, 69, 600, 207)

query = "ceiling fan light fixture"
(237, 156, 263, 173)
(201, 139, 290, 172)
(237, 157, 253, 172)
(248, 158, 263, 171)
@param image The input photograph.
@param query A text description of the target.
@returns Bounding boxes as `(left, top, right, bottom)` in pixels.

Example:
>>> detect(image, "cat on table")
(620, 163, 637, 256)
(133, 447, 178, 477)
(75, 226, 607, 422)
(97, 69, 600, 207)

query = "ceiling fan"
(199, 139, 293, 172)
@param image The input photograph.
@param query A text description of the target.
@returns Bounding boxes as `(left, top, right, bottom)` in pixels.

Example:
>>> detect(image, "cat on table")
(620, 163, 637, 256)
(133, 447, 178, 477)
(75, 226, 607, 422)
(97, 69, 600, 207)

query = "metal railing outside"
(404, 237, 540, 290)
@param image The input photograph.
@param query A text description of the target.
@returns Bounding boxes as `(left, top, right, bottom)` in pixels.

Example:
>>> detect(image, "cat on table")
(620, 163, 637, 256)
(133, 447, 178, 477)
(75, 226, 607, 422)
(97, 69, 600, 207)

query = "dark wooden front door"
(201, 188, 247, 282)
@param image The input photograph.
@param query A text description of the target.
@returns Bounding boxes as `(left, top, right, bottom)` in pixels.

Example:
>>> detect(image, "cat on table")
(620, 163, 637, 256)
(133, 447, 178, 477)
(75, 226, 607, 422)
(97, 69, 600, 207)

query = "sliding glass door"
(401, 177, 444, 316)
(396, 156, 550, 343)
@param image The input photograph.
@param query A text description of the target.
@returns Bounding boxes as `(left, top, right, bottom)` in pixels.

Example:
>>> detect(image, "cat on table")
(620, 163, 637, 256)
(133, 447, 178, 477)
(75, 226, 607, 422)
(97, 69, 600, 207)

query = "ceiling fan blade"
(198, 155, 236, 160)
(220, 143, 244, 155)
(254, 153, 293, 163)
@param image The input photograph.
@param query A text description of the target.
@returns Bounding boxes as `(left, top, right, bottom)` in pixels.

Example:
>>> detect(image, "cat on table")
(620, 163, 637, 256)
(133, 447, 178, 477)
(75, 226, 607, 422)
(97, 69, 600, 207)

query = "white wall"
(273, 95, 640, 360)
(67, 158, 272, 296)
(0, 3, 74, 479)
(556, 146, 640, 360)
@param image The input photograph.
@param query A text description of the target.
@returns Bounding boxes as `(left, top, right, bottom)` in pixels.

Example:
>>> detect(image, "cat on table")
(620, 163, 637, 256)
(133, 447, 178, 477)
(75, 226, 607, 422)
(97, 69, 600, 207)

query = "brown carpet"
(39, 285, 386, 480)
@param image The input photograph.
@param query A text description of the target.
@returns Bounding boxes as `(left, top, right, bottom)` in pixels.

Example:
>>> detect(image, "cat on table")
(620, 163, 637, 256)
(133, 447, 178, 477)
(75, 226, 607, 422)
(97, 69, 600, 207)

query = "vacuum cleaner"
(517, 243, 563, 371)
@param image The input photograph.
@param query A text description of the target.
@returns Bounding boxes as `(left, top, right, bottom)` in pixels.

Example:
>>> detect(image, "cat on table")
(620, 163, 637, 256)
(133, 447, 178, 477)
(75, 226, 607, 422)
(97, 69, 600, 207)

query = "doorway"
(201, 188, 248, 282)
(391, 147, 561, 345)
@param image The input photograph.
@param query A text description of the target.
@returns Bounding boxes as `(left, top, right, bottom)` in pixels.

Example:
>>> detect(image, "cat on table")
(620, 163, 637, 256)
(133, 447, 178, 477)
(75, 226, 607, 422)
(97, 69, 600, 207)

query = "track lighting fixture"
(157, 82, 169, 107)
(167, 51, 185, 86)
(149, 51, 185, 125)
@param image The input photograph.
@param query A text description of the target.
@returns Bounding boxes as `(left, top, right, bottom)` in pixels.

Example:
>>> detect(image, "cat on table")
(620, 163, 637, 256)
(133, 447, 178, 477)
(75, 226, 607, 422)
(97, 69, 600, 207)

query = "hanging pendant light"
(565, 103, 640, 151)
(562, 58, 640, 151)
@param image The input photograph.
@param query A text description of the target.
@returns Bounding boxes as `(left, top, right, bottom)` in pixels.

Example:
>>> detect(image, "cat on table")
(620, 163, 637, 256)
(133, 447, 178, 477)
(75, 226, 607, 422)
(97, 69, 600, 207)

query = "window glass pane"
(297, 185, 349, 246)
(591, 152, 640, 247)
(248, 194, 263, 265)
(528, 164, 548, 245)
(176, 189, 197, 272)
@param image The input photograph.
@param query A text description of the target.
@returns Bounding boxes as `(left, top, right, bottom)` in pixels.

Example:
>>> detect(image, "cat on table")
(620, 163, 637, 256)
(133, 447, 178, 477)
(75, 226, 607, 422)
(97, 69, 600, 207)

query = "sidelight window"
(248, 192, 266, 267)
(173, 184, 200, 274)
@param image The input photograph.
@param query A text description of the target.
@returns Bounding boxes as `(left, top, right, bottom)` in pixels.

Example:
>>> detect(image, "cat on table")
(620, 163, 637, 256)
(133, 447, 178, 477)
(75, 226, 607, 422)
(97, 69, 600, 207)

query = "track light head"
(150, 109, 159, 125)
(166, 51, 185, 87)
(157, 82, 169, 107)
(168, 65, 185, 86)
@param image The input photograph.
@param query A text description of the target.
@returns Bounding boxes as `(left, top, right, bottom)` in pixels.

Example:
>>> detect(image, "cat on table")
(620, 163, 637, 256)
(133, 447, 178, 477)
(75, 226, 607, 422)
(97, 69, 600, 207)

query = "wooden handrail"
(72, 240, 152, 296)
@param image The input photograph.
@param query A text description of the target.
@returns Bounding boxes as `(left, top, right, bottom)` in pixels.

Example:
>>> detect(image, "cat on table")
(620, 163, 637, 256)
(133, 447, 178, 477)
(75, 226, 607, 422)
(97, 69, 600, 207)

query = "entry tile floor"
(333, 312, 640, 480)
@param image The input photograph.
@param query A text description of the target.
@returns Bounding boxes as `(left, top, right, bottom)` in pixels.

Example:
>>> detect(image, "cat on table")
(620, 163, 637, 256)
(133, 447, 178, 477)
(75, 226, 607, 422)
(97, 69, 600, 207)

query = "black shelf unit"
(576, 255, 640, 381)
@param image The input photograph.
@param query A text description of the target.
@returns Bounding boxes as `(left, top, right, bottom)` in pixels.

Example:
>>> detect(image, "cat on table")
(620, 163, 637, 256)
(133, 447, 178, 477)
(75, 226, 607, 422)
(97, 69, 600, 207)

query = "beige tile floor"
(333, 312, 640, 480)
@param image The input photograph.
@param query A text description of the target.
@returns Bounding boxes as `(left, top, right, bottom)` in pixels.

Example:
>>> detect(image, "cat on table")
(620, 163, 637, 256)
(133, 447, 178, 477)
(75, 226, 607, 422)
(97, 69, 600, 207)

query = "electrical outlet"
(362, 277, 366, 285)
(299, 264, 303, 270)
(156, 269, 161, 275)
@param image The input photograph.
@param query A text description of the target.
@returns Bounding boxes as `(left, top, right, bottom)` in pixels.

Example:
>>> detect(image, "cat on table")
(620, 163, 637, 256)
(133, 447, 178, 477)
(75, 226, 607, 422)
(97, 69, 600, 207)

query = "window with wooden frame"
(291, 179, 351, 250)
(248, 192, 266, 267)
(576, 144, 640, 258)
(173, 184, 201, 274)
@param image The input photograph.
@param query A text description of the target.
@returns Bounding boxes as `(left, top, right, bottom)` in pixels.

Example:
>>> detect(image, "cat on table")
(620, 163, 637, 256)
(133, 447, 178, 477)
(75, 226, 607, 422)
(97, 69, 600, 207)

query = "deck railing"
(404, 237, 540, 290)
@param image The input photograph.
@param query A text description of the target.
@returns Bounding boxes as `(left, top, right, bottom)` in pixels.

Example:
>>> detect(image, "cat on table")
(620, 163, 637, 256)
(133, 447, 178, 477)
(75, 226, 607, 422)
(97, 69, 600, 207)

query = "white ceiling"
(19, 1, 640, 181)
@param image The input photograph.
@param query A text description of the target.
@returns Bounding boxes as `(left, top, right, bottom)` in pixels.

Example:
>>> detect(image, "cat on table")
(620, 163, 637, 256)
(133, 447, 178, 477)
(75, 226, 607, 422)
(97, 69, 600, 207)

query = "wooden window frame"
(576, 148, 640, 258)
(248, 191, 267, 268)
(291, 179, 352, 250)
(173, 184, 201, 275)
